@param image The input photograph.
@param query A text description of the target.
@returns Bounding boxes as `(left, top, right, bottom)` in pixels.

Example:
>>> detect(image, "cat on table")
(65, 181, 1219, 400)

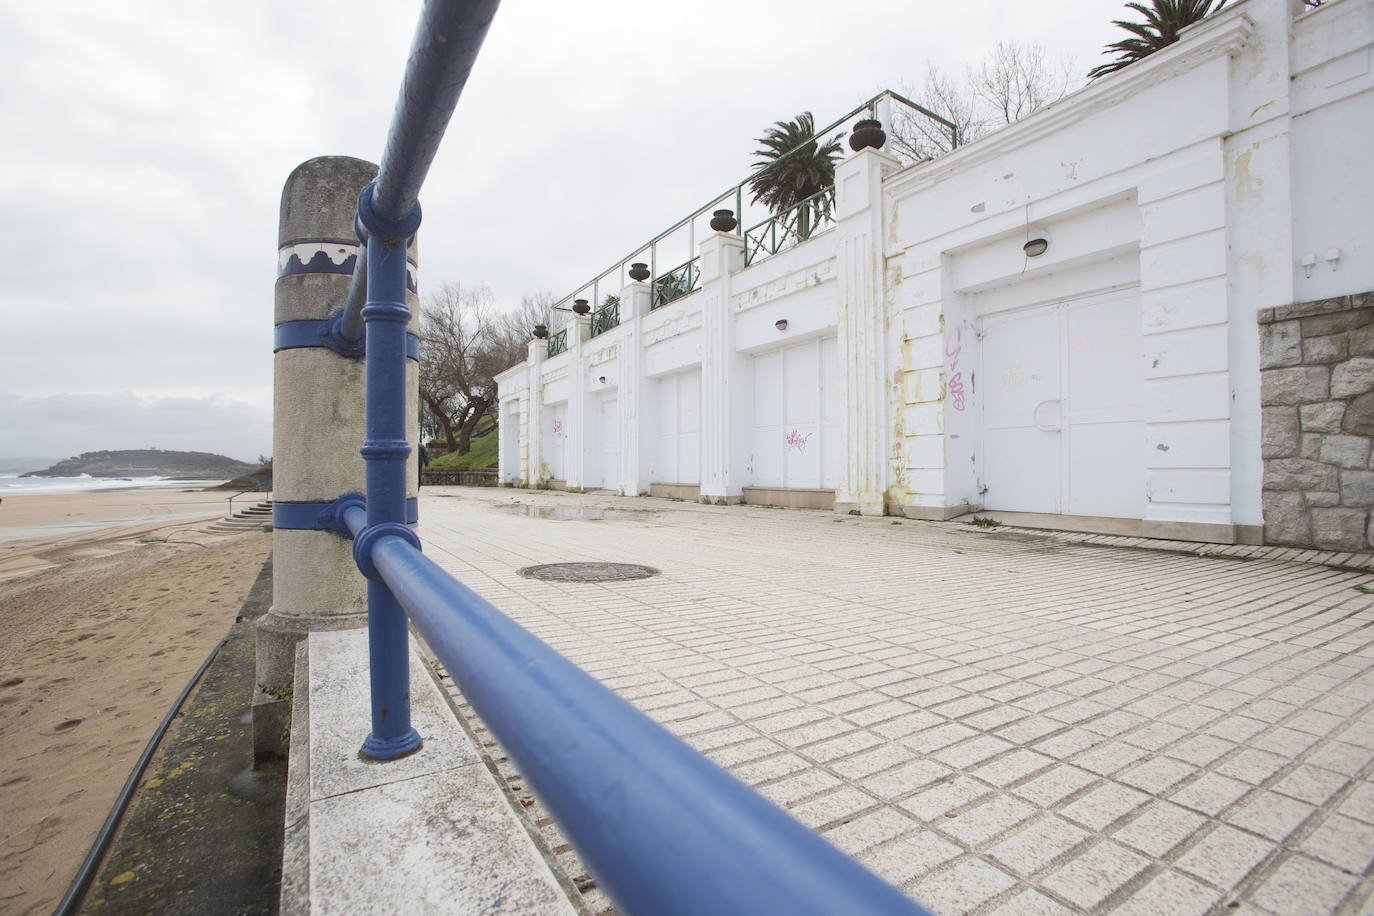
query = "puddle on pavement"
(496, 505, 654, 521)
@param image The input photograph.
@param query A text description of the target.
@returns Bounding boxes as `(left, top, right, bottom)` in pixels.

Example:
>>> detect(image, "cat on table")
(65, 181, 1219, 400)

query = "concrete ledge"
(901, 504, 973, 521)
(742, 487, 836, 510)
(650, 482, 700, 500)
(963, 510, 1238, 544)
(280, 630, 575, 915)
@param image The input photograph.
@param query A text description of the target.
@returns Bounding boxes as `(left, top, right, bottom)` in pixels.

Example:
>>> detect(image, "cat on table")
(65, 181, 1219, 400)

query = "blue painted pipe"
(372, 0, 502, 224)
(340, 251, 367, 344)
(354, 530, 933, 916)
(356, 233, 422, 760)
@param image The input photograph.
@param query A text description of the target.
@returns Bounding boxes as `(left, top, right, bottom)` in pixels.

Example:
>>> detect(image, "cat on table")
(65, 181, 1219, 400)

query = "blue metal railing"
(326, 1, 935, 912)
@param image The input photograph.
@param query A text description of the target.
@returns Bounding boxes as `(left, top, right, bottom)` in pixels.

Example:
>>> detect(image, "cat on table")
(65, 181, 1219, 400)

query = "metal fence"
(315, 2, 936, 913)
(545, 89, 956, 333)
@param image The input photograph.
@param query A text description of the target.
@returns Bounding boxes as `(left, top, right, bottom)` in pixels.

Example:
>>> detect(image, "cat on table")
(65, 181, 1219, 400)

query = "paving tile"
(1216, 747, 1291, 786)
(984, 889, 1075, 916)
(1272, 764, 1349, 806)
(822, 806, 918, 856)
(986, 814, 1090, 876)
(1117, 756, 1196, 794)
(1042, 840, 1150, 910)
(1250, 854, 1361, 915)
(1111, 869, 1224, 916)
(860, 830, 962, 887)
(1013, 765, 1098, 808)
(1060, 782, 1151, 831)
(1113, 800, 1208, 858)
(1299, 812, 1374, 873)
(939, 795, 1038, 846)
(1225, 790, 1315, 842)
(865, 759, 956, 801)
(1175, 823, 1274, 891)
(909, 856, 1018, 915)
(900, 776, 995, 821)
(788, 786, 877, 829)
(1169, 772, 1251, 817)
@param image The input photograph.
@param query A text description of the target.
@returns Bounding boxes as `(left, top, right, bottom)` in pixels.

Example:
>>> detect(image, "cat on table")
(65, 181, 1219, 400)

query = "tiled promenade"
(419, 487, 1374, 915)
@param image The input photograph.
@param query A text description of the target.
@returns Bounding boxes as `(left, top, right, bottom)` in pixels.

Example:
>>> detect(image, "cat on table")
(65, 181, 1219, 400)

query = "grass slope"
(429, 426, 498, 469)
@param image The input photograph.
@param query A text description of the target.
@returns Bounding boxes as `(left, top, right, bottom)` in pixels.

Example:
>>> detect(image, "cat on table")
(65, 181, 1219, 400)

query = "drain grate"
(518, 562, 660, 583)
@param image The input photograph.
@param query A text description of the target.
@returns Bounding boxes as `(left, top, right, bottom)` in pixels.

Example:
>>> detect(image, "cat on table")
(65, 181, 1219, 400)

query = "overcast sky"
(0, 0, 1133, 465)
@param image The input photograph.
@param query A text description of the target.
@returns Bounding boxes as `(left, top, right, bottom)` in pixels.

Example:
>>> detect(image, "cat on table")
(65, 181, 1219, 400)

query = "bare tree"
(890, 42, 1079, 162)
(973, 41, 1076, 125)
(419, 283, 544, 456)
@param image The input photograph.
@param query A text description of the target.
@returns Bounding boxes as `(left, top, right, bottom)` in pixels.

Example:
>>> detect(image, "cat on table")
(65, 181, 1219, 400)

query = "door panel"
(1065, 294, 1143, 517)
(981, 306, 1063, 513)
(598, 396, 618, 490)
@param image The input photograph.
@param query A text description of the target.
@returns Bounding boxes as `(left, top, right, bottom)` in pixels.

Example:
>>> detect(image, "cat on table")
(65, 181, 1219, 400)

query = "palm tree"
(747, 112, 844, 239)
(1087, 0, 1227, 80)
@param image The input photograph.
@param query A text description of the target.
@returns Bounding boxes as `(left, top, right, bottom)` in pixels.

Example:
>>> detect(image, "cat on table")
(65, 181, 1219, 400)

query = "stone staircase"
(206, 500, 273, 534)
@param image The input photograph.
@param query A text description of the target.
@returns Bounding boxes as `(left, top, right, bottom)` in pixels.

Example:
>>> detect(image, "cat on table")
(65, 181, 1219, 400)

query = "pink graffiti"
(552, 419, 563, 436)
(785, 429, 813, 452)
(945, 328, 966, 412)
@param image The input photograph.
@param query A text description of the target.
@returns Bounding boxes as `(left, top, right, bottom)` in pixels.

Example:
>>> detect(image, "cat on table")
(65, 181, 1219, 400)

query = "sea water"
(0, 474, 224, 495)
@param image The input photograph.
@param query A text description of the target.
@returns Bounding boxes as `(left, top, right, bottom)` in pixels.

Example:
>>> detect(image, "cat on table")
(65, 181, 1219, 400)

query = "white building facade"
(497, 0, 1374, 549)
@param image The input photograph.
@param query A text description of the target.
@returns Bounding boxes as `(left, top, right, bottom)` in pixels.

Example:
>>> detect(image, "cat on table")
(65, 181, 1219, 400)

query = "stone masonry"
(1260, 293, 1374, 550)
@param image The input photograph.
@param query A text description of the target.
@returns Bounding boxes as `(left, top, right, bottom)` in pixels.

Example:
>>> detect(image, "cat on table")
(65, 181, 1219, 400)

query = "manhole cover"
(518, 562, 660, 582)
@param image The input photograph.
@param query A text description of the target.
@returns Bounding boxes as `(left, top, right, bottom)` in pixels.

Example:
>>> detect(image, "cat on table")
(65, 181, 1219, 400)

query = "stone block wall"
(1260, 293, 1374, 550)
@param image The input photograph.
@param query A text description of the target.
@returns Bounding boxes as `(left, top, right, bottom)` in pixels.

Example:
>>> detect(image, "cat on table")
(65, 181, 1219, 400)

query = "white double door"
(980, 290, 1144, 519)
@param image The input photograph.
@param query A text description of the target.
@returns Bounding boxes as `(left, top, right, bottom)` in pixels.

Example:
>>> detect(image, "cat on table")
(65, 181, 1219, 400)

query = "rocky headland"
(21, 449, 255, 480)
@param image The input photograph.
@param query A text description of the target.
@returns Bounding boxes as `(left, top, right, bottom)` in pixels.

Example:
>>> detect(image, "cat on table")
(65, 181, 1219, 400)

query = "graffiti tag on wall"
(785, 429, 813, 452)
(946, 327, 966, 412)
(552, 419, 564, 436)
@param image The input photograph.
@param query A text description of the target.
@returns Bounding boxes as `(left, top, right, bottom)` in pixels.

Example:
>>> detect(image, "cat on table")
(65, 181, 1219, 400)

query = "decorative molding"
(643, 308, 703, 346)
(733, 258, 836, 312)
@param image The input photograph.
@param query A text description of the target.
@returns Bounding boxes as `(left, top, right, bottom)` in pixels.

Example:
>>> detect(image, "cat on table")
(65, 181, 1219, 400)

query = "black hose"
(52, 636, 227, 916)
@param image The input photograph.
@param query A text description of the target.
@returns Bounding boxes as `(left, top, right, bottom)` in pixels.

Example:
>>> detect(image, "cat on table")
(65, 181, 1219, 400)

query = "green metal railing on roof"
(743, 188, 836, 267)
(545, 89, 958, 328)
(650, 258, 700, 310)
(546, 327, 568, 357)
(590, 298, 620, 336)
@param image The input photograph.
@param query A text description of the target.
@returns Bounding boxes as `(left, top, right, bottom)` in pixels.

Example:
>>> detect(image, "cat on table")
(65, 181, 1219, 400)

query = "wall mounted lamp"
(775, 319, 789, 331)
(1023, 237, 1049, 258)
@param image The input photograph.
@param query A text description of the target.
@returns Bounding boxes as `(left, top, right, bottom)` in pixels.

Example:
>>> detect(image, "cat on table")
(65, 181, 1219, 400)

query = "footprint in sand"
(52, 718, 83, 733)
(1, 677, 23, 688)
(2, 775, 29, 788)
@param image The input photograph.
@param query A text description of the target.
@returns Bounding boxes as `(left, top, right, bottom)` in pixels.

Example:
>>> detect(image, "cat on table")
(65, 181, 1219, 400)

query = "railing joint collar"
(353, 522, 421, 581)
(356, 181, 422, 243)
(319, 312, 367, 358)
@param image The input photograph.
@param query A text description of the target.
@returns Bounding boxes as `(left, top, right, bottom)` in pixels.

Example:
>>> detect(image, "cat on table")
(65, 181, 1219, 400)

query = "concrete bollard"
(254, 156, 421, 759)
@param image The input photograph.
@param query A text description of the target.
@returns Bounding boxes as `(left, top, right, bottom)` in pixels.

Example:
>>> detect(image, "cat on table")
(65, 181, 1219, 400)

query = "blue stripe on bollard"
(273, 498, 417, 530)
(273, 320, 418, 360)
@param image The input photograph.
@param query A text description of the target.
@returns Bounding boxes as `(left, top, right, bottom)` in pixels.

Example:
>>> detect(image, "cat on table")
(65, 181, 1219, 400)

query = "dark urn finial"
(533, 324, 549, 339)
(572, 299, 591, 315)
(628, 262, 650, 282)
(709, 209, 738, 232)
(849, 118, 887, 152)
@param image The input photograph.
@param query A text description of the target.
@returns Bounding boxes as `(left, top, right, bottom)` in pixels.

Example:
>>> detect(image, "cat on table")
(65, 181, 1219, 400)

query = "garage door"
(751, 337, 840, 489)
(980, 290, 1143, 519)
(652, 369, 700, 485)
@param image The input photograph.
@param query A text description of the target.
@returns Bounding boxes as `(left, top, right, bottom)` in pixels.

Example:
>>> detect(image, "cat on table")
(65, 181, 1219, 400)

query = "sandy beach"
(0, 487, 270, 915)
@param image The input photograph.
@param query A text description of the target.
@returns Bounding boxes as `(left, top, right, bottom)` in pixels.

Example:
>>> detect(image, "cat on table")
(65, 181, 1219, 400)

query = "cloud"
(0, 390, 270, 464)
